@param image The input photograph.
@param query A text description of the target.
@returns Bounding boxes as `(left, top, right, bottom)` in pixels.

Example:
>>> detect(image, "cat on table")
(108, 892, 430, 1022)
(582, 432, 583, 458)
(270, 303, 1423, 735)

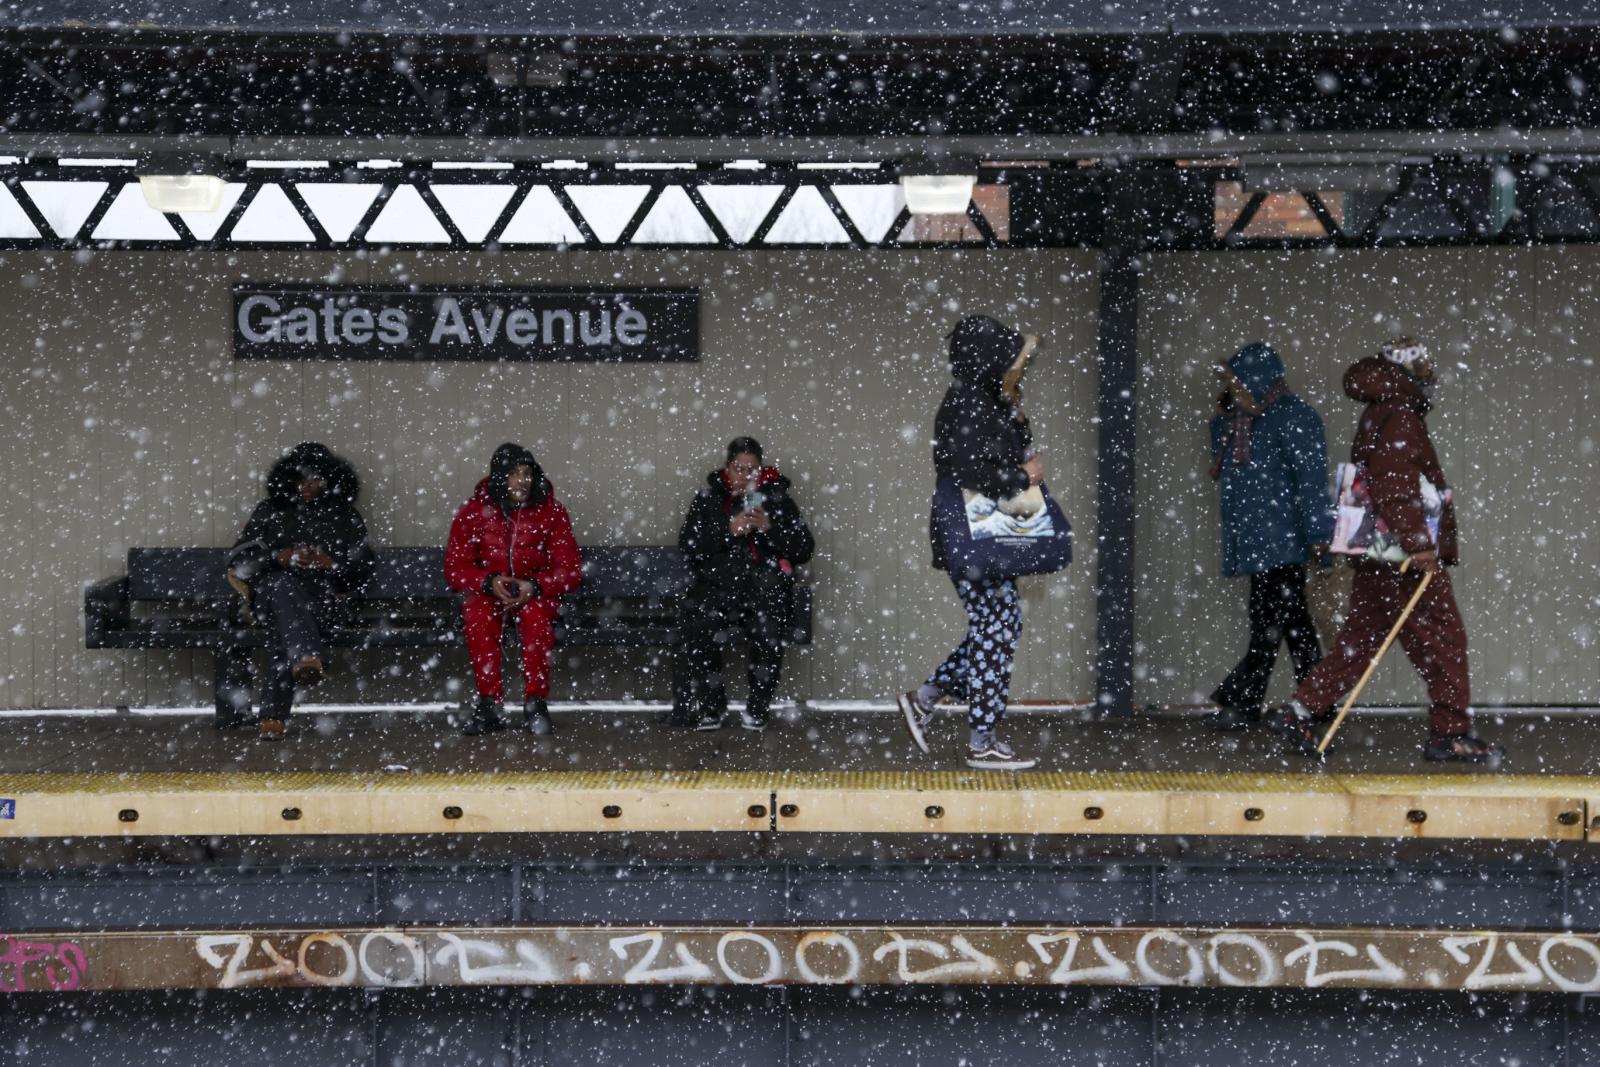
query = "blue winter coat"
(1210, 344, 1335, 577)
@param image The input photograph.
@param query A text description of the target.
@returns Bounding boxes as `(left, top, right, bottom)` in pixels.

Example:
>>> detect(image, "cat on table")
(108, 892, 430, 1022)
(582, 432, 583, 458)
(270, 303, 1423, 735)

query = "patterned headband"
(1380, 341, 1429, 366)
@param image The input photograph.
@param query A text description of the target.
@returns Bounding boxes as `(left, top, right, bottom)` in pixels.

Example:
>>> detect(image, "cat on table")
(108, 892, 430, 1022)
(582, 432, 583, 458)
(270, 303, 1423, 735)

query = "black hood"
(266, 442, 360, 506)
(488, 442, 547, 510)
(947, 314, 1025, 391)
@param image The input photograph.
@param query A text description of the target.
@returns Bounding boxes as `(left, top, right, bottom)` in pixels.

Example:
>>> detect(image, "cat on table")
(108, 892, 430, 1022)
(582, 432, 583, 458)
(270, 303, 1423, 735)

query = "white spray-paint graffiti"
(174, 927, 1600, 991)
(15, 926, 1600, 992)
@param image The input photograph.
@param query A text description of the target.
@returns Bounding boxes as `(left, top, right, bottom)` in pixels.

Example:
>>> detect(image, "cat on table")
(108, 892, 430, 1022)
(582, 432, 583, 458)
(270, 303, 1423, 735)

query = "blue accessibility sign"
(0, 799, 13, 820)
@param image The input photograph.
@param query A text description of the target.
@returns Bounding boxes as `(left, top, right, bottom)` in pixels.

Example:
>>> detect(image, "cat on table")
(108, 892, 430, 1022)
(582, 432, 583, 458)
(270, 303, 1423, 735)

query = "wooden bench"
(85, 547, 812, 716)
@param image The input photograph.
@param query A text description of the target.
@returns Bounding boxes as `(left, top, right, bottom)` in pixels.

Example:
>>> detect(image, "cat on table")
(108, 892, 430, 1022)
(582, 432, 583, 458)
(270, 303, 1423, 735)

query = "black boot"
(1212, 704, 1263, 731)
(461, 696, 505, 736)
(1423, 734, 1504, 767)
(524, 698, 554, 736)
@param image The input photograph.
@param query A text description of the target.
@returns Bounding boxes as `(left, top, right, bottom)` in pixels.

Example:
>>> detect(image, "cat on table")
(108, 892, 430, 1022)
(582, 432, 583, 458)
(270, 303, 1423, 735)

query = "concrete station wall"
(0, 249, 1101, 710)
(1, 245, 1593, 712)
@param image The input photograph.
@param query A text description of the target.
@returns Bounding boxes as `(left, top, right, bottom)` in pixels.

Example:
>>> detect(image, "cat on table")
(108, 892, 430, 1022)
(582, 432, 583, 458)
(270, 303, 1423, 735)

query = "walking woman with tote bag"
(896, 315, 1071, 771)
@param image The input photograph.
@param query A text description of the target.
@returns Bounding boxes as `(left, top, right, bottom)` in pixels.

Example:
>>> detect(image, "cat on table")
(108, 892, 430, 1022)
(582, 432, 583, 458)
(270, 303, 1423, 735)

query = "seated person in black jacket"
(226, 442, 374, 740)
(672, 437, 814, 732)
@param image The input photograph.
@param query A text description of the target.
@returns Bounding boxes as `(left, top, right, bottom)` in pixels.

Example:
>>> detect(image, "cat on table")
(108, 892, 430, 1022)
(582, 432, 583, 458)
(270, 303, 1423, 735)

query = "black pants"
(1211, 563, 1322, 712)
(671, 587, 791, 724)
(251, 569, 338, 721)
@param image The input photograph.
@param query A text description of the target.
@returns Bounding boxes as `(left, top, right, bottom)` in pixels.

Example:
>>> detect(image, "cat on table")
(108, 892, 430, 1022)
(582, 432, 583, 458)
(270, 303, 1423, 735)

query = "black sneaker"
(461, 697, 505, 736)
(1423, 734, 1504, 767)
(1213, 704, 1262, 731)
(739, 706, 768, 732)
(695, 709, 724, 732)
(214, 708, 254, 731)
(896, 690, 935, 755)
(524, 699, 554, 736)
(965, 737, 1037, 771)
(1265, 703, 1323, 760)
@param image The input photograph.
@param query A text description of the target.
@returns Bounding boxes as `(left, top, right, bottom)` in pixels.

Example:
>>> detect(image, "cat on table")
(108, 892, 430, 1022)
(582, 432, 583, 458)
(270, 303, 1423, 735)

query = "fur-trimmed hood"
(266, 442, 360, 506)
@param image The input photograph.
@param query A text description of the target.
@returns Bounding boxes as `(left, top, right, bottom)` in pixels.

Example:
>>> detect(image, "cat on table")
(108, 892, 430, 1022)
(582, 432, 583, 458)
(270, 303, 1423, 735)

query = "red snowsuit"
(444, 477, 582, 701)
(1294, 357, 1470, 737)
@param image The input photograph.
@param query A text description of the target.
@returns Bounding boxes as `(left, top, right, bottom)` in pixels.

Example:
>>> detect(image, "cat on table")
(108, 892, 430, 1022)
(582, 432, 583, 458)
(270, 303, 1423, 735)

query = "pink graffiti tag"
(0, 936, 88, 992)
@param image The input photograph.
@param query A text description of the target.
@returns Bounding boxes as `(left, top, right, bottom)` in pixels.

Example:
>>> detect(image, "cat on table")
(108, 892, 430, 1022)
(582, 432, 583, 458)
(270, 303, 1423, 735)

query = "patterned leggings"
(927, 576, 1023, 733)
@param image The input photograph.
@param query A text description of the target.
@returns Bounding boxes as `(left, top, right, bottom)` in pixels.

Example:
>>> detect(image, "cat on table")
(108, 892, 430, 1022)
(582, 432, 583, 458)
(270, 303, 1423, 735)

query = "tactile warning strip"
(0, 770, 1590, 840)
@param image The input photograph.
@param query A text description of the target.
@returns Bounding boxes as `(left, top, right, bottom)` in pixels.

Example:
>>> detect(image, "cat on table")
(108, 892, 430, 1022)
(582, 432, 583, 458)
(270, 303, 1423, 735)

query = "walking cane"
(1315, 558, 1435, 758)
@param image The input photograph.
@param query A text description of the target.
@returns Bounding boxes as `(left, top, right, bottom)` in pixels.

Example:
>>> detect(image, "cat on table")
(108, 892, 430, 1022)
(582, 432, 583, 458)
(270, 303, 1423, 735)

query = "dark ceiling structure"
(0, 2, 1596, 146)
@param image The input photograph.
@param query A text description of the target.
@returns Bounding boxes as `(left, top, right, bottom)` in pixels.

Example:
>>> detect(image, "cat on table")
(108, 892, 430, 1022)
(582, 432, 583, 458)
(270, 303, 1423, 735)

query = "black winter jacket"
(930, 316, 1033, 570)
(679, 468, 814, 604)
(232, 443, 375, 594)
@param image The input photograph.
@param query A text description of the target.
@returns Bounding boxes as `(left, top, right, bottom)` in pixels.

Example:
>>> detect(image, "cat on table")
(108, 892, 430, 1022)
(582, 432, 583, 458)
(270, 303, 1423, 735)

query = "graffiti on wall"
(9, 926, 1600, 993)
(0, 936, 87, 992)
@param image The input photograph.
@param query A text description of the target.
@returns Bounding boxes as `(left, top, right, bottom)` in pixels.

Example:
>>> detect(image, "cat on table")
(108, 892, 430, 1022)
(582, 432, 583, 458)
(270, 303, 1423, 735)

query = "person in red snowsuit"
(444, 443, 582, 735)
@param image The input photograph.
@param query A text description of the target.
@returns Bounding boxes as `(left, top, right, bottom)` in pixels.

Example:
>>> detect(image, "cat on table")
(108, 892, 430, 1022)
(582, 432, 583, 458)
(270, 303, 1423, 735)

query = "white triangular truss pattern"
(229, 184, 316, 243)
(763, 186, 852, 244)
(0, 185, 39, 239)
(179, 184, 247, 240)
(564, 185, 652, 243)
(0, 178, 980, 248)
(21, 180, 108, 238)
(695, 185, 785, 244)
(830, 185, 907, 243)
(630, 186, 719, 244)
(497, 186, 585, 244)
(364, 185, 452, 244)
(90, 183, 179, 241)
(431, 184, 518, 243)
(296, 183, 384, 241)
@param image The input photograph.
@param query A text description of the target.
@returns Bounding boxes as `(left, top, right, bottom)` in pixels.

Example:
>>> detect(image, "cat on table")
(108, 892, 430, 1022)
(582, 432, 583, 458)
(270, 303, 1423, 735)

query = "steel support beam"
(9, 127, 1600, 165)
(1093, 178, 1141, 717)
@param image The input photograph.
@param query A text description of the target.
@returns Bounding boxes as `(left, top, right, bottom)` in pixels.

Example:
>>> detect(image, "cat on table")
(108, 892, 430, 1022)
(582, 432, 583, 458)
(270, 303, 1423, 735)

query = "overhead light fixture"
(898, 153, 978, 215)
(137, 149, 228, 213)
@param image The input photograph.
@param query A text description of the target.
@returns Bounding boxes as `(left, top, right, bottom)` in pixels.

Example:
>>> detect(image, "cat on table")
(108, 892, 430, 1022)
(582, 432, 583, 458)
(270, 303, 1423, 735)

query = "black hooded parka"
(233, 442, 374, 593)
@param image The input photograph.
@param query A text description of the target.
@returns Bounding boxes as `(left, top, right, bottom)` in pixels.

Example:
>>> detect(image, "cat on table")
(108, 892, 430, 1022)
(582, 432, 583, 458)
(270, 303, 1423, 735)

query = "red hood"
(1344, 356, 1430, 414)
(470, 475, 555, 508)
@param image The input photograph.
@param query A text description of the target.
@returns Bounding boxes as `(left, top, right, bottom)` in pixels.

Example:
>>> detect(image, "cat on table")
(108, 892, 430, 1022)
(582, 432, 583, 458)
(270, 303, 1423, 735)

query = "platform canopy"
(1, 0, 1598, 155)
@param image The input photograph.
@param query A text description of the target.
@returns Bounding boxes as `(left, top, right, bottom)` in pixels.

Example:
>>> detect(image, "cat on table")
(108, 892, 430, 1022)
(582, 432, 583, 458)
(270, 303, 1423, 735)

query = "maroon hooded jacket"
(1343, 357, 1460, 564)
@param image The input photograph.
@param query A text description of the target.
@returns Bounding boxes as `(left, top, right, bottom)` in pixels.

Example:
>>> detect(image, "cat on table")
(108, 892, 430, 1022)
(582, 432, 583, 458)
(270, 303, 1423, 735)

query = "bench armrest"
(84, 577, 131, 646)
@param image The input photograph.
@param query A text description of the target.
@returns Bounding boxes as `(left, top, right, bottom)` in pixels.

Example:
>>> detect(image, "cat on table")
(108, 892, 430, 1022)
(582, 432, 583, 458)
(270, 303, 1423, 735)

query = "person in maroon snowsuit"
(1267, 340, 1501, 764)
(444, 443, 582, 736)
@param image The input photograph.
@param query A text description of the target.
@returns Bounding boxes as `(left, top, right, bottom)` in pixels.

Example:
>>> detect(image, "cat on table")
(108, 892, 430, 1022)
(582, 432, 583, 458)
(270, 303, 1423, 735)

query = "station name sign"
(232, 284, 699, 362)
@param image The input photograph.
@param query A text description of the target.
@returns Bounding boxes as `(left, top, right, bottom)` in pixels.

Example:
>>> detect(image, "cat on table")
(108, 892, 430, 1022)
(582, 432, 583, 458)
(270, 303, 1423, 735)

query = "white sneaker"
(965, 737, 1036, 771)
(897, 690, 934, 755)
(739, 707, 768, 732)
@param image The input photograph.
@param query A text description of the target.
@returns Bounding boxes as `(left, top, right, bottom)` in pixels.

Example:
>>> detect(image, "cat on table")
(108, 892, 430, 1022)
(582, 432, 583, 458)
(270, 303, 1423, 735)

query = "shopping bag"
(931, 476, 1072, 580)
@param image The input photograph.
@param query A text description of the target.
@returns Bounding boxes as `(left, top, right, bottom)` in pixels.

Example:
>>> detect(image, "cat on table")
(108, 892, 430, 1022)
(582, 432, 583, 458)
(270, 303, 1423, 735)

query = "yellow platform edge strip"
(1, 769, 1592, 794)
(0, 769, 1592, 842)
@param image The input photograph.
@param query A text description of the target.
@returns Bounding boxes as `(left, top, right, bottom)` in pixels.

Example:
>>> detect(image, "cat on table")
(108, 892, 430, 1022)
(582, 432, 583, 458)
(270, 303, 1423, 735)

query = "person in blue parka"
(1207, 342, 1335, 728)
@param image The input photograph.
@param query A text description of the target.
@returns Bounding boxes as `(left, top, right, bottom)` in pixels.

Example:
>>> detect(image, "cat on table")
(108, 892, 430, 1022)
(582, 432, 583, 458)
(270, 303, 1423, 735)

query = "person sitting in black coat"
(672, 436, 814, 732)
(225, 442, 374, 740)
